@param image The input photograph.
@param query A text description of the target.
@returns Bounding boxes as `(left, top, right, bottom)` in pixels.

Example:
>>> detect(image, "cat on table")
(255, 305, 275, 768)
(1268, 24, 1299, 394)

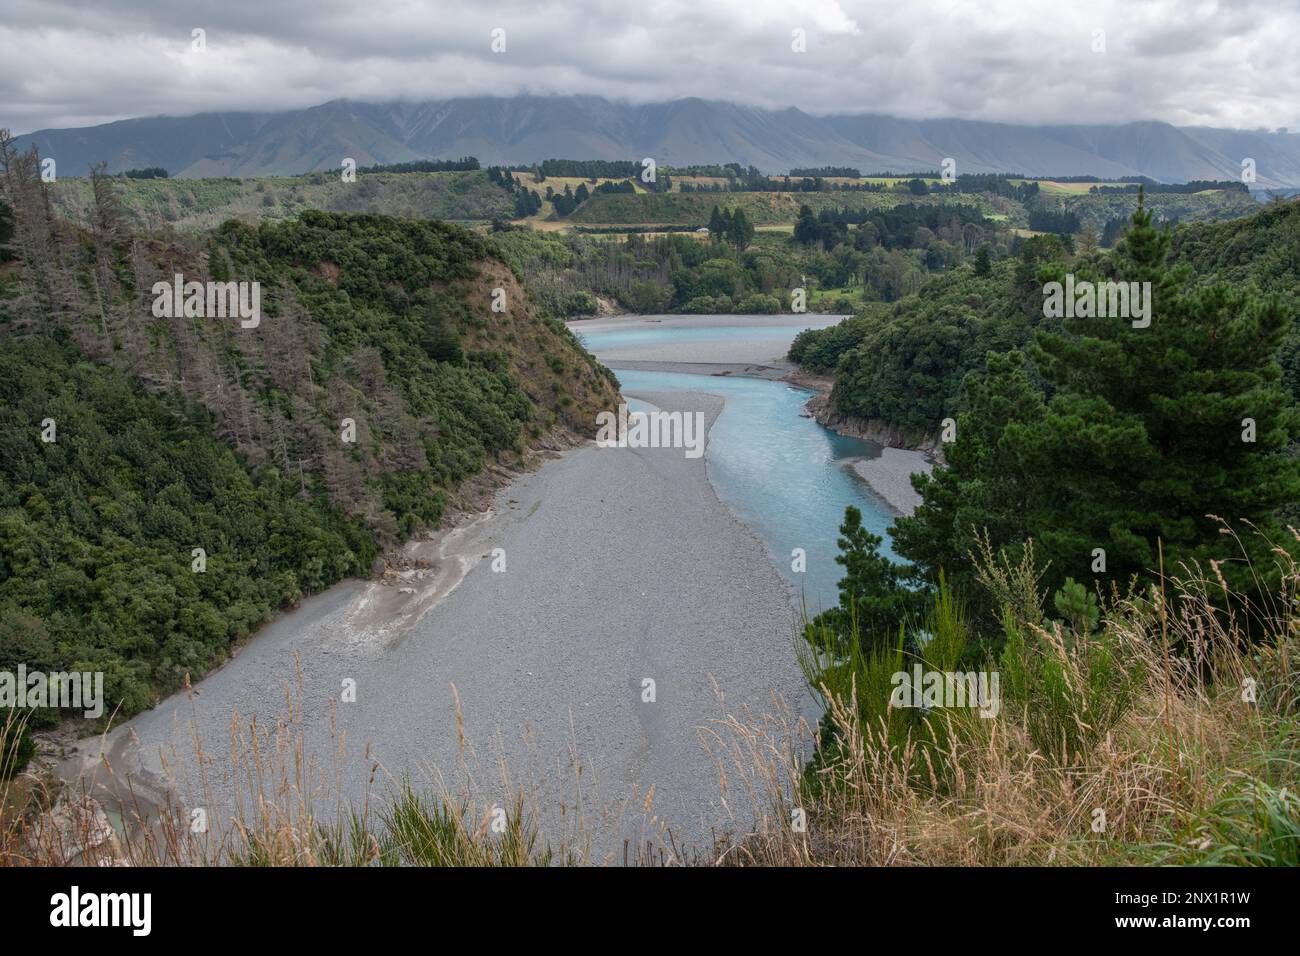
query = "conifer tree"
(794, 204, 819, 245)
(894, 198, 1300, 607)
(891, 349, 1046, 613)
(708, 205, 724, 242)
(812, 505, 920, 653)
(727, 208, 754, 250)
(1016, 197, 1299, 592)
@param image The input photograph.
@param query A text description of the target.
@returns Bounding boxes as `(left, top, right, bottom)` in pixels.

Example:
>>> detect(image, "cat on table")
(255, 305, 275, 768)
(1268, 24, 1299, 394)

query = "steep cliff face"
(806, 392, 946, 461)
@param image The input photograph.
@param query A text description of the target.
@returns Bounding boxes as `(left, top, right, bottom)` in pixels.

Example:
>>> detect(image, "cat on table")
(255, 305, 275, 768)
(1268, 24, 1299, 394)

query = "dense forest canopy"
(793, 200, 1300, 435)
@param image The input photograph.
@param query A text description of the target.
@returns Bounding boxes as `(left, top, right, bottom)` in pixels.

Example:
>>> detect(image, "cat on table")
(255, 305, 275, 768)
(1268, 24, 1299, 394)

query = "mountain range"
(11, 96, 1300, 186)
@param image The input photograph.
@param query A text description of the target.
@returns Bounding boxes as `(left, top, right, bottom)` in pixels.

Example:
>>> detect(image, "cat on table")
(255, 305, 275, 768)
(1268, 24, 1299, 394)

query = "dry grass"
(699, 529, 1300, 866)
(2, 666, 584, 867)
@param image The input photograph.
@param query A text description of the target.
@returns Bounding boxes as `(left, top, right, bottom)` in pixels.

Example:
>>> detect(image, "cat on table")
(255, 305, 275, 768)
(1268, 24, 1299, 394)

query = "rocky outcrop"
(806, 393, 947, 462)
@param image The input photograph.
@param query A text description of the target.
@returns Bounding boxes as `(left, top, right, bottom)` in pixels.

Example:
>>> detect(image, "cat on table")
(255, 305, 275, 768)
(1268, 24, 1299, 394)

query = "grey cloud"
(1, 0, 1297, 134)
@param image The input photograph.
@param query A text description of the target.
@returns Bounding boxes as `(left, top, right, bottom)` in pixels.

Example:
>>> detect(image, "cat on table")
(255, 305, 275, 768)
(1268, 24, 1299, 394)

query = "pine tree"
(811, 505, 919, 652)
(708, 205, 724, 242)
(0, 196, 13, 262)
(728, 208, 754, 250)
(794, 204, 819, 246)
(898, 197, 1300, 611)
(1016, 196, 1300, 593)
(891, 349, 1046, 613)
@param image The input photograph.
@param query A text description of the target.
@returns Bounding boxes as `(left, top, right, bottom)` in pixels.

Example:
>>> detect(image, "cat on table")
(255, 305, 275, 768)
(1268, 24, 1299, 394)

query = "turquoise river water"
(577, 322, 901, 618)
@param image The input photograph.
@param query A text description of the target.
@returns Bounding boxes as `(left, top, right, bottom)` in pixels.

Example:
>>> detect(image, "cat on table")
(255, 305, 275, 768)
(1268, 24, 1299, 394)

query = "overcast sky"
(2, 0, 1297, 134)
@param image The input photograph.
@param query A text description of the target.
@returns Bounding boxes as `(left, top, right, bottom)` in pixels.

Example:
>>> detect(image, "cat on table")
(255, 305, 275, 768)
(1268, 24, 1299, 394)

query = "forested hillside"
(792, 198, 1300, 440)
(0, 137, 617, 733)
(806, 200, 1299, 667)
(1169, 200, 1300, 399)
(790, 233, 1071, 437)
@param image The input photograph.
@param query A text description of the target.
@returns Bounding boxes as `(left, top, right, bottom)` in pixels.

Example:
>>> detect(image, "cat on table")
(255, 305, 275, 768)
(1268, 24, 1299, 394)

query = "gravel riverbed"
(73, 390, 809, 860)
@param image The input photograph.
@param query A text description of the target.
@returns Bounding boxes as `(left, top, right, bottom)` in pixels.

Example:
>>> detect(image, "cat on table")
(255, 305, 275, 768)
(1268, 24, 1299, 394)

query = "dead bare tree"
(0, 128, 67, 332)
(88, 161, 126, 344)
